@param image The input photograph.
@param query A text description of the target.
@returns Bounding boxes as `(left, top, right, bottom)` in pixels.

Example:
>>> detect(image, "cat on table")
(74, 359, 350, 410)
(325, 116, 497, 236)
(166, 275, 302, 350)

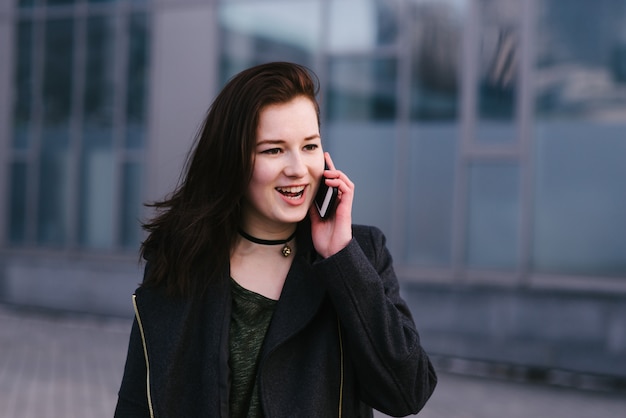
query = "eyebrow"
(256, 135, 321, 146)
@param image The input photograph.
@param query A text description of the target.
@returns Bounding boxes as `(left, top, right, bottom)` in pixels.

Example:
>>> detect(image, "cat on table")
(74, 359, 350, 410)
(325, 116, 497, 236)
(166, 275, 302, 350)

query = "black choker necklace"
(238, 229, 297, 257)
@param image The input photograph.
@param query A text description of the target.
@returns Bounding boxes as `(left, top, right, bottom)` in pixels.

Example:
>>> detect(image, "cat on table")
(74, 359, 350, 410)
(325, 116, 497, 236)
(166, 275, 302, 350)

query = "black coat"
(114, 225, 437, 417)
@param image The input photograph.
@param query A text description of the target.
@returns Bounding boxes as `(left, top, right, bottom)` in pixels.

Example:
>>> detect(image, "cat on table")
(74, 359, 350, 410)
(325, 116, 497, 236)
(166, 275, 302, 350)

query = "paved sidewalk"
(1, 304, 625, 418)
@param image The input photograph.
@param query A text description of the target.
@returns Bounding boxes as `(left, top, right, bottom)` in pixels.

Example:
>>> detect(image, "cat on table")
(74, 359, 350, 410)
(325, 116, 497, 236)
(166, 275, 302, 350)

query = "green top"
(229, 278, 277, 418)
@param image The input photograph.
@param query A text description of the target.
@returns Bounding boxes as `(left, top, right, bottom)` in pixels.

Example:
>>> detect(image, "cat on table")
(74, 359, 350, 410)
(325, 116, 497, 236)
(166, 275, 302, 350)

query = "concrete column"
(0, 3, 16, 247)
(145, 1, 219, 205)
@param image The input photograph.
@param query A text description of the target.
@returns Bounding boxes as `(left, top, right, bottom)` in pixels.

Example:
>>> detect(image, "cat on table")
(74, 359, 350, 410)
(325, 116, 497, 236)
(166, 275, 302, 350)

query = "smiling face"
(241, 96, 325, 236)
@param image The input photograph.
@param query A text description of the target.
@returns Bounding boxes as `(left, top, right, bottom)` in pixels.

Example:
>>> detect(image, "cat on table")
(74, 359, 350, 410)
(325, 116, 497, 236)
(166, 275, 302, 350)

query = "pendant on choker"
(238, 229, 296, 257)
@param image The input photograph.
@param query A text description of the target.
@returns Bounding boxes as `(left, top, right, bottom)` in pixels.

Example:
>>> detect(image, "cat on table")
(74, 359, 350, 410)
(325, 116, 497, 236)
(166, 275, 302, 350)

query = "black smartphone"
(314, 163, 338, 219)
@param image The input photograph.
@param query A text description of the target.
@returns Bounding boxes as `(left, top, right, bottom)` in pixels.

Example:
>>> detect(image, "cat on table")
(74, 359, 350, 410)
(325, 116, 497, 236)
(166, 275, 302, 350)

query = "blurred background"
(0, 0, 625, 407)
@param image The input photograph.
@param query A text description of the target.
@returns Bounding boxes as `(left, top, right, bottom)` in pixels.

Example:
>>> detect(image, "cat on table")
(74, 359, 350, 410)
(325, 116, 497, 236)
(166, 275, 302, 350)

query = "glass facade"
(3, 0, 625, 286)
(6, 0, 150, 250)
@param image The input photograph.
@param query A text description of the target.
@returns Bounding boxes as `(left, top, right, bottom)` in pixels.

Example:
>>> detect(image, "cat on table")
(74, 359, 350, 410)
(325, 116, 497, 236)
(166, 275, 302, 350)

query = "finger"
(324, 152, 336, 171)
(325, 172, 354, 192)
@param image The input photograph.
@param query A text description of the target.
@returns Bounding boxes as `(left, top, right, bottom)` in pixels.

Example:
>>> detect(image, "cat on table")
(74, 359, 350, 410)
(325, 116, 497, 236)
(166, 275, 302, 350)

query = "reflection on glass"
(13, 20, 33, 150)
(126, 12, 150, 149)
(9, 162, 28, 244)
(477, 0, 518, 119)
(535, 0, 626, 120)
(405, 126, 457, 266)
(466, 163, 520, 269)
(475, 0, 519, 143)
(327, 0, 399, 52)
(218, 0, 320, 83)
(409, 0, 467, 121)
(327, 57, 397, 120)
(121, 162, 142, 248)
(533, 0, 626, 276)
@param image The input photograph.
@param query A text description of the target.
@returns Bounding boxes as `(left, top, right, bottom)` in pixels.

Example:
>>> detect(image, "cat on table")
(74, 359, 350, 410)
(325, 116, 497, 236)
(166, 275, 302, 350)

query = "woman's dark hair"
(140, 62, 320, 296)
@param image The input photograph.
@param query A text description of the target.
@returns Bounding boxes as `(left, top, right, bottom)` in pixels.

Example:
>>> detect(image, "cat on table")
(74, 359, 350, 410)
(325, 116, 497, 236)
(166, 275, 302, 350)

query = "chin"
(279, 209, 309, 224)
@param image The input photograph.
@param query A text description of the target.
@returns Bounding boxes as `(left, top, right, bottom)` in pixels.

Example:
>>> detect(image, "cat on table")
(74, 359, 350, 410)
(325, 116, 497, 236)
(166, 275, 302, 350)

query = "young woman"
(114, 62, 437, 417)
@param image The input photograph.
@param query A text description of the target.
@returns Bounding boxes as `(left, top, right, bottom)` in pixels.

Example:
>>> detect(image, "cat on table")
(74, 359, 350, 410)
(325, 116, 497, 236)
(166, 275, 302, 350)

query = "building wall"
(1, 0, 625, 378)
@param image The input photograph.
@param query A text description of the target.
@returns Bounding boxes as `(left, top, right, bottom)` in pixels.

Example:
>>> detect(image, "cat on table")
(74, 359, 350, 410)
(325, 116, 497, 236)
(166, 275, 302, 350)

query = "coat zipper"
(133, 294, 155, 418)
(337, 318, 344, 418)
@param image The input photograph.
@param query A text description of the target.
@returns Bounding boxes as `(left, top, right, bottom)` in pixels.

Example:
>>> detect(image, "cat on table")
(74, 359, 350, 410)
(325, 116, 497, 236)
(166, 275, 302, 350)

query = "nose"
(284, 152, 308, 178)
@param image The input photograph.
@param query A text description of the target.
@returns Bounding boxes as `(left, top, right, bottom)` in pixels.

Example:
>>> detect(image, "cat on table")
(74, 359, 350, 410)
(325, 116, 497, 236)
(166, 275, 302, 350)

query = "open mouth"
(276, 186, 305, 199)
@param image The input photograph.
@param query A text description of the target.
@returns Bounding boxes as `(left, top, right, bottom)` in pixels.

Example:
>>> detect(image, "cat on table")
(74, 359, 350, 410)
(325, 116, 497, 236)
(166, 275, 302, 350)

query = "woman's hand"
(309, 152, 354, 258)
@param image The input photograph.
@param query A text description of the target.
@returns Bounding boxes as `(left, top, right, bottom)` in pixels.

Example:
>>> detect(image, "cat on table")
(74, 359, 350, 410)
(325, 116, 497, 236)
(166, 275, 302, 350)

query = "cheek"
(250, 159, 270, 184)
(247, 162, 276, 198)
(313, 157, 325, 181)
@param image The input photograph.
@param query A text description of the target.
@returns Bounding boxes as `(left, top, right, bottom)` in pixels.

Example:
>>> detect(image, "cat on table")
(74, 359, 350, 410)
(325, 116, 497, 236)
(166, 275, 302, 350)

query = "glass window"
(403, 0, 466, 267)
(121, 162, 143, 248)
(408, 0, 467, 121)
(79, 15, 116, 248)
(18, 0, 38, 8)
(42, 17, 73, 149)
(405, 126, 457, 266)
(324, 122, 397, 235)
(38, 17, 74, 246)
(6, 3, 150, 251)
(79, 146, 115, 249)
(83, 16, 115, 138)
(38, 144, 71, 246)
(533, 0, 626, 276)
(323, 57, 397, 232)
(475, 0, 520, 144)
(218, 0, 321, 82)
(13, 20, 33, 150)
(533, 131, 626, 276)
(125, 12, 149, 150)
(8, 162, 28, 244)
(535, 0, 626, 120)
(466, 162, 520, 269)
(326, 57, 397, 121)
(327, 0, 400, 53)
(47, 0, 75, 6)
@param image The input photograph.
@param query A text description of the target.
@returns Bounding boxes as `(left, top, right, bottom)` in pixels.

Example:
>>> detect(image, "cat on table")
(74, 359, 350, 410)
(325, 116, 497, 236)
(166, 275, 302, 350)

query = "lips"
(276, 186, 305, 199)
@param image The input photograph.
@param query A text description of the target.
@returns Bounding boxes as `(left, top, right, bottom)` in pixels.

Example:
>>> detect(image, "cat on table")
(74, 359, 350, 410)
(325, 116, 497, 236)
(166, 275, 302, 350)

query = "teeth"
(277, 186, 305, 194)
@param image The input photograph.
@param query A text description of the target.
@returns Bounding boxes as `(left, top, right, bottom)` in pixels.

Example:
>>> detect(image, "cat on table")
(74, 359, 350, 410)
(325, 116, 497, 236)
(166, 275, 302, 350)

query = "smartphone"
(314, 163, 338, 219)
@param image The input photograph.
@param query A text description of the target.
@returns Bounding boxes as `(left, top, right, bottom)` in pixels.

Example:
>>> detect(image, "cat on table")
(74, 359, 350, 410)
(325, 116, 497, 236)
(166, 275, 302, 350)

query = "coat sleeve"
(312, 225, 437, 416)
(114, 318, 152, 418)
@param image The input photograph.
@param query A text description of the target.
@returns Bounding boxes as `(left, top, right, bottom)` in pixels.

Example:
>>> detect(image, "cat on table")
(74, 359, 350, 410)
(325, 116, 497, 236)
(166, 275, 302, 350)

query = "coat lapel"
(261, 254, 327, 356)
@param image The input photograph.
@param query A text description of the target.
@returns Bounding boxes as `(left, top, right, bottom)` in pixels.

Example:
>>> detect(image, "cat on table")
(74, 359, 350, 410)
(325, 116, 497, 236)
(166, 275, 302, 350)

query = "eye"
(303, 144, 319, 151)
(261, 148, 281, 155)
